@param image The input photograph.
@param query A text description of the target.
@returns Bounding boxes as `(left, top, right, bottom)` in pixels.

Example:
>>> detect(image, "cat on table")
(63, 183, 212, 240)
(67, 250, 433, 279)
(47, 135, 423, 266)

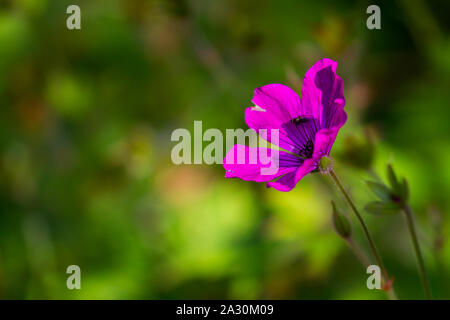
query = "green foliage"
(387, 164, 402, 197)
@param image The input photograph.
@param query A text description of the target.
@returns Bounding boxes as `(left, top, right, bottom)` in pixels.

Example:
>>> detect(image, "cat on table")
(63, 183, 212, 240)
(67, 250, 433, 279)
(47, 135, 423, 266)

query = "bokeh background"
(0, 0, 449, 299)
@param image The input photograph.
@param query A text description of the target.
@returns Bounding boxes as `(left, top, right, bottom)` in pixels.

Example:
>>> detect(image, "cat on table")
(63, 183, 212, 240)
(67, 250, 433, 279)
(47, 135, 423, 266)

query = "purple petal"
(223, 145, 301, 182)
(267, 158, 315, 192)
(301, 59, 346, 130)
(312, 128, 340, 159)
(251, 84, 302, 124)
(329, 107, 347, 129)
(245, 108, 298, 153)
(280, 117, 318, 153)
(245, 84, 304, 152)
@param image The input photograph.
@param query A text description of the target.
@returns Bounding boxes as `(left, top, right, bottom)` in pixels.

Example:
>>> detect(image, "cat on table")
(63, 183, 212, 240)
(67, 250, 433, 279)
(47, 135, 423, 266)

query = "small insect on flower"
(223, 58, 347, 191)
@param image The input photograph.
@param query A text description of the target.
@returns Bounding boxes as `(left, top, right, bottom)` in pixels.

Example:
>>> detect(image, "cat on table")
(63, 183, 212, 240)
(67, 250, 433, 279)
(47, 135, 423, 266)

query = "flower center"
(299, 140, 314, 158)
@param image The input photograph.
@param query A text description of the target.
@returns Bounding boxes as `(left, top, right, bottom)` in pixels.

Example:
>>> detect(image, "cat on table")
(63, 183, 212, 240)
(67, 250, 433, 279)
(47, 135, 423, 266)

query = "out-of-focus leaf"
(364, 201, 401, 215)
(365, 181, 391, 201)
(338, 134, 374, 170)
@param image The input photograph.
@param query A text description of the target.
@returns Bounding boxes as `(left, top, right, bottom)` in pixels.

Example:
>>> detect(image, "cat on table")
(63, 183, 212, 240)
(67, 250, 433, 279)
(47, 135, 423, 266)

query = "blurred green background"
(0, 0, 449, 299)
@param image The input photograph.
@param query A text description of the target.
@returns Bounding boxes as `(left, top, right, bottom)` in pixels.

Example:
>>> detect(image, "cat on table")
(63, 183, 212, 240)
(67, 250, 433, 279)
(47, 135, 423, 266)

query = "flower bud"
(385, 164, 409, 205)
(400, 178, 410, 202)
(387, 164, 401, 194)
(331, 201, 352, 239)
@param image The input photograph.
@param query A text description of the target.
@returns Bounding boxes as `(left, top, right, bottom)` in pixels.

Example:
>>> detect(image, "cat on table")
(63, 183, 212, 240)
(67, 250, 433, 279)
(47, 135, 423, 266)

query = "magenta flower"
(223, 58, 347, 191)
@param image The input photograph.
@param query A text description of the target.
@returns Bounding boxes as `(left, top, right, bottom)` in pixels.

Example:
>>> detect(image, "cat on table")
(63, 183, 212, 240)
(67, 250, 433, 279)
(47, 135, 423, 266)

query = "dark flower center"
(299, 140, 314, 158)
(285, 116, 316, 159)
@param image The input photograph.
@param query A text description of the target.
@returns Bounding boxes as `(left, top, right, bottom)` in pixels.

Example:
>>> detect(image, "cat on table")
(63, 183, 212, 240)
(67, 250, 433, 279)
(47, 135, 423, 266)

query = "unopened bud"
(387, 164, 401, 193)
(331, 201, 352, 239)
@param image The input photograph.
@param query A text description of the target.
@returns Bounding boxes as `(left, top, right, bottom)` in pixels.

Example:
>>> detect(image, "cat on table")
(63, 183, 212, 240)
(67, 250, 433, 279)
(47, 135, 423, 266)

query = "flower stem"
(345, 238, 397, 300)
(346, 238, 371, 268)
(329, 168, 397, 299)
(403, 204, 432, 299)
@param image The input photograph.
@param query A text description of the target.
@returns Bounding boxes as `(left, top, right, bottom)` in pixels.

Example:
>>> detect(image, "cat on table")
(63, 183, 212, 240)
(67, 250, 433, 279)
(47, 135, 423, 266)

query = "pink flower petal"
(301, 58, 346, 129)
(329, 107, 347, 129)
(251, 84, 302, 125)
(245, 84, 306, 152)
(245, 107, 299, 153)
(312, 128, 340, 159)
(267, 158, 315, 192)
(223, 145, 300, 182)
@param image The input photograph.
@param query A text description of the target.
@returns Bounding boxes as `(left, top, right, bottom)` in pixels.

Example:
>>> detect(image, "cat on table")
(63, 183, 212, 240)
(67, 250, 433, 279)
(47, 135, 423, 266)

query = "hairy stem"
(329, 168, 397, 299)
(403, 204, 432, 299)
(346, 238, 397, 300)
(346, 238, 371, 268)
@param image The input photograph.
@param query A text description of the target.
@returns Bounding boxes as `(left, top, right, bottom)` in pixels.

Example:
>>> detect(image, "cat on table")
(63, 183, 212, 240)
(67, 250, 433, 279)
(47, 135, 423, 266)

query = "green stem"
(403, 204, 432, 299)
(329, 168, 397, 299)
(346, 238, 371, 268)
(346, 237, 397, 300)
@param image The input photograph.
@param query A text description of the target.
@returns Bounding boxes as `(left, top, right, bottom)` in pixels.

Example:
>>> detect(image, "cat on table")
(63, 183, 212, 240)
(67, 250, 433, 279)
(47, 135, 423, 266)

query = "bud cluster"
(364, 164, 410, 215)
